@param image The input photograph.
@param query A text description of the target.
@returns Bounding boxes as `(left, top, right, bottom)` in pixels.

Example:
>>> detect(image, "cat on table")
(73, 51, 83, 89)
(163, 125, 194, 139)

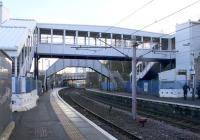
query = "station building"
(0, 1, 199, 114)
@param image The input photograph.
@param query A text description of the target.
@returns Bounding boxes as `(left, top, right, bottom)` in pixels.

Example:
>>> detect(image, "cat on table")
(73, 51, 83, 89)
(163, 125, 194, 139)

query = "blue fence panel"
(15, 78, 20, 94)
(101, 82, 116, 91)
(26, 78, 32, 93)
(12, 77, 37, 94)
(149, 80, 159, 96)
(25, 78, 37, 93)
(125, 81, 132, 93)
(125, 80, 159, 96)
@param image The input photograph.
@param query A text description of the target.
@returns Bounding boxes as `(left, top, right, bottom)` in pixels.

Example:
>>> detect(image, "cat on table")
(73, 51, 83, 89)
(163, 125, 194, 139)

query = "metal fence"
(126, 80, 191, 96)
(100, 82, 117, 91)
(12, 77, 42, 95)
(137, 80, 160, 96)
(125, 80, 160, 96)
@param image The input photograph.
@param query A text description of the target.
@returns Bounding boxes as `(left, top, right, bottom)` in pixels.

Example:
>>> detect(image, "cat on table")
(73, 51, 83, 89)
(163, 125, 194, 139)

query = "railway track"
(137, 110, 200, 133)
(60, 91, 142, 140)
(81, 91, 200, 133)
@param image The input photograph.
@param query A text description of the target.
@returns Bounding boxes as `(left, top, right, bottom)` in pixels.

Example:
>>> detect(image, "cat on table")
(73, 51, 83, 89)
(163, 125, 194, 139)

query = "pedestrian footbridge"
(36, 23, 176, 62)
(37, 44, 176, 61)
(0, 19, 177, 112)
(0, 19, 176, 77)
(46, 59, 111, 78)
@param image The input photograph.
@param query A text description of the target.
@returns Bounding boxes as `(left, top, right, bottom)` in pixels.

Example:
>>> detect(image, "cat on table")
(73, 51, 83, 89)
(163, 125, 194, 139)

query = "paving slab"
(10, 92, 70, 140)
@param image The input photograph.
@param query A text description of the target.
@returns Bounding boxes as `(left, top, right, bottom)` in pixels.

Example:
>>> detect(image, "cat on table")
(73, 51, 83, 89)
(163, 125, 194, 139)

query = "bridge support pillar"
(34, 53, 39, 94)
(34, 53, 39, 80)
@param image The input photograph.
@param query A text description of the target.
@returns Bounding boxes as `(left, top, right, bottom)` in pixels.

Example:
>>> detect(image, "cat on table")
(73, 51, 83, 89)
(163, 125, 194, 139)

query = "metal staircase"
(19, 46, 35, 76)
(129, 61, 156, 81)
(134, 43, 158, 81)
(136, 62, 156, 81)
(111, 71, 126, 89)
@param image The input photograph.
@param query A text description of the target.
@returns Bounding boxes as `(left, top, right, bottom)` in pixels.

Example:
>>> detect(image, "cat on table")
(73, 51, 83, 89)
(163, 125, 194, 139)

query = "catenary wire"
(103, 0, 155, 33)
(76, 0, 155, 57)
(98, 0, 200, 58)
(159, 23, 200, 39)
(77, 0, 200, 59)
(137, 21, 200, 58)
(131, 0, 200, 35)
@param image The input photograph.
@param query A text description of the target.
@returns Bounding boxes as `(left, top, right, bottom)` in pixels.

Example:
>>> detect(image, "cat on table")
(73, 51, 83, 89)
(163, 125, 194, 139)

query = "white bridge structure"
(36, 23, 176, 61)
(4, 0, 198, 111)
(1, 19, 176, 79)
(0, 18, 177, 111)
(46, 59, 111, 78)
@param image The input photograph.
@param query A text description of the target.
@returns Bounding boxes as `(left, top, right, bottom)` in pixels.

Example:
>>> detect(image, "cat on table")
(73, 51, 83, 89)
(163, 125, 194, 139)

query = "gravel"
(61, 88, 200, 140)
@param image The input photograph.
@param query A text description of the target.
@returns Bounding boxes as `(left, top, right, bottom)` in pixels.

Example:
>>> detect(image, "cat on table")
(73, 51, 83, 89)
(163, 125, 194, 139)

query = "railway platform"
(85, 88, 200, 128)
(10, 88, 116, 140)
(86, 88, 200, 107)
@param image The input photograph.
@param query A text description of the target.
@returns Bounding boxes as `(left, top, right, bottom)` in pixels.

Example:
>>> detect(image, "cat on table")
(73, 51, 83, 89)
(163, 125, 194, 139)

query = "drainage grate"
(28, 127, 51, 138)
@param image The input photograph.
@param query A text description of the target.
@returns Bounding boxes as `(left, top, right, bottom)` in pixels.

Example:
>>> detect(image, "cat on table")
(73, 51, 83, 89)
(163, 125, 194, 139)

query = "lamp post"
(71, 36, 138, 119)
(132, 36, 137, 120)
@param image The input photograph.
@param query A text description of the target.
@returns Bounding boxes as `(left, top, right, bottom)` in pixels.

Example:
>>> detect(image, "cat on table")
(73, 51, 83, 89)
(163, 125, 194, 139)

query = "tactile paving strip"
(50, 94, 86, 140)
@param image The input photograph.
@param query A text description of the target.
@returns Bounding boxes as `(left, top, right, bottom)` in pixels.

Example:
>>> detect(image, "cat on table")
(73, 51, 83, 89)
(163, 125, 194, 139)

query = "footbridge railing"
(46, 59, 112, 78)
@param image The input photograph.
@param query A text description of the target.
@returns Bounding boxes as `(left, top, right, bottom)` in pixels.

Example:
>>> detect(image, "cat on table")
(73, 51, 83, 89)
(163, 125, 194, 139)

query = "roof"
(0, 19, 36, 54)
(0, 26, 28, 50)
(37, 23, 169, 38)
(3, 18, 36, 32)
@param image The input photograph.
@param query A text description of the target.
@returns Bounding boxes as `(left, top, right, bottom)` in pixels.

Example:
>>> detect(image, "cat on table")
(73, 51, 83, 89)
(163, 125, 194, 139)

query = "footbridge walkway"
(46, 59, 111, 78)
(0, 19, 177, 113)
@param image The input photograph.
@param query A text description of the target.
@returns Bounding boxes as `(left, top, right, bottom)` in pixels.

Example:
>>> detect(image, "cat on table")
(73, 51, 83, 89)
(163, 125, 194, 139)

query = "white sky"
(3, 0, 200, 34)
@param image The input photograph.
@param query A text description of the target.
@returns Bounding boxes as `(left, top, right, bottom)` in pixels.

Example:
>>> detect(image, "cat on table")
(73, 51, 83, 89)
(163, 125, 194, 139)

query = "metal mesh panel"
(0, 50, 12, 135)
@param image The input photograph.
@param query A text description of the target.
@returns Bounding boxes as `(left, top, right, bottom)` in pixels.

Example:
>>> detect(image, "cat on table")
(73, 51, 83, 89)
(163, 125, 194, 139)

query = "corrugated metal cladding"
(0, 50, 12, 136)
(0, 27, 28, 50)
(0, 19, 36, 51)
(3, 19, 37, 32)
